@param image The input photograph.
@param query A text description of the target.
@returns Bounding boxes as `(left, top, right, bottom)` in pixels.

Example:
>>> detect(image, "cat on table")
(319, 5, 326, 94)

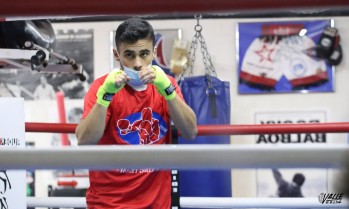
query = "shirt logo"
(116, 107, 168, 145)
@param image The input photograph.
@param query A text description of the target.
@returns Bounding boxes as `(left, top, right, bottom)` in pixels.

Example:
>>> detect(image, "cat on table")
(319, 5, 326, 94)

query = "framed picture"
(48, 29, 94, 99)
(0, 28, 94, 100)
(237, 20, 335, 94)
(110, 29, 182, 75)
(254, 110, 329, 197)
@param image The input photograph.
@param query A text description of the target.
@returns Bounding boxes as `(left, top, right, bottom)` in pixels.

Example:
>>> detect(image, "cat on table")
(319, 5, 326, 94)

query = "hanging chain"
(186, 15, 217, 77)
(186, 18, 200, 76)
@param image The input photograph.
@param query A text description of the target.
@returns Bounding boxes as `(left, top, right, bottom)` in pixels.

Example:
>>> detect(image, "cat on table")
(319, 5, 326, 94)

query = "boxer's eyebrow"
(123, 49, 135, 55)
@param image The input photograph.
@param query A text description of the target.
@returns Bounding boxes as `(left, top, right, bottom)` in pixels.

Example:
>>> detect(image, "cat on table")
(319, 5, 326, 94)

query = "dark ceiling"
(50, 9, 349, 23)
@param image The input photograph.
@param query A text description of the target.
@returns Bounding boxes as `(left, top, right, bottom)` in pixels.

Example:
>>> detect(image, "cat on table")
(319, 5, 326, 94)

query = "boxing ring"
(1, 0, 349, 208)
(11, 122, 349, 208)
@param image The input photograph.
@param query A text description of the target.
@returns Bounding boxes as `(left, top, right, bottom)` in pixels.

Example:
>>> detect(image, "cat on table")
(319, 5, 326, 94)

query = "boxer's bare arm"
(76, 103, 108, 145)
(167, 95, 197, 140)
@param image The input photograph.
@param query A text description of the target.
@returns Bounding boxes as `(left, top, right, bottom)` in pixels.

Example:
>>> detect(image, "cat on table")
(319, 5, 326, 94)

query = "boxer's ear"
(153, 46, 157, 60)
(113, 48, 120, 61)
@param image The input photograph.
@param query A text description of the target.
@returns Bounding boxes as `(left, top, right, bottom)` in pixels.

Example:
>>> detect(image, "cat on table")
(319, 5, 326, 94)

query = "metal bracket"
(0, 41, 86, 81)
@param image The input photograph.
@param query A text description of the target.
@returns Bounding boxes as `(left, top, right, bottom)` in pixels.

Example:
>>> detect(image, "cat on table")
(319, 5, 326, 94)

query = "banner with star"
(237, 20, 334, 94)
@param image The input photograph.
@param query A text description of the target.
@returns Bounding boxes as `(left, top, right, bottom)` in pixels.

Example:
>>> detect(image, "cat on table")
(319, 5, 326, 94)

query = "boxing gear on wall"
(314, 26, 343, 66)
(327, 44, 342, 66)
(240, 36, 283, 89)
(277, 35, 328, 89)
(241, 34, 330, 90)
(170, 38, 189, 76)
(315, 27, 339, 58)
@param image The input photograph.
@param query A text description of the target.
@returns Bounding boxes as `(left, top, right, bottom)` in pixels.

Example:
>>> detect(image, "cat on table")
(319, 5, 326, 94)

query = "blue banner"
(238, 20, 334, 94)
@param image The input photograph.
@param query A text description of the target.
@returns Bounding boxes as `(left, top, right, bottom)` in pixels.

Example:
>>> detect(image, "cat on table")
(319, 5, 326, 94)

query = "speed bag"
(178, 75, 232, 203)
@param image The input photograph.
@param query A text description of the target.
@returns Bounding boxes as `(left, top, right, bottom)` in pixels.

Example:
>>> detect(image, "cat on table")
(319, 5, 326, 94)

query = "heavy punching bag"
(178, 74, 232, 206)
(177, 16, 232, 209)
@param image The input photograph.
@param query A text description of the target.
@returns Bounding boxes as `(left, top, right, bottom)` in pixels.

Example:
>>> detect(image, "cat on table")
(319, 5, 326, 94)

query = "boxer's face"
(114, 39, 156, 71)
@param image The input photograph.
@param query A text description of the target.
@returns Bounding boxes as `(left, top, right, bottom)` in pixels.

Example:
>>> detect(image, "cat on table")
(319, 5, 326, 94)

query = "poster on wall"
(0, 28, 94, 100)
(47, 29, 94, 99)
(254, 111, 328, 198)
(0, 98, 26, 209)
(110, 29, 181, 75)
(237, 20, 334, 94)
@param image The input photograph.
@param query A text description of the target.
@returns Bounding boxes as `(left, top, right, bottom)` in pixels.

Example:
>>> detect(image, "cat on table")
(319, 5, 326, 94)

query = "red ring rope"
(25, 122, 349, 135)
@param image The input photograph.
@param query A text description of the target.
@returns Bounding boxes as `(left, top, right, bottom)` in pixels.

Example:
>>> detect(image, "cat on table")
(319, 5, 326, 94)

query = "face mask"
(123, 64, 151, 87)
(123, 67, 144, 87)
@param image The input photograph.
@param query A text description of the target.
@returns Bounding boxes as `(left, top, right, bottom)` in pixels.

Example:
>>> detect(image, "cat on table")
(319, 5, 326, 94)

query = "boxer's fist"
(152, 65, 176, 100)
(97, 69, 127, 107)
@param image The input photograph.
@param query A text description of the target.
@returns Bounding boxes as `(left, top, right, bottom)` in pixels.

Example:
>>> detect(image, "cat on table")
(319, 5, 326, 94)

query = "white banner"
(255, 111, 327, 144)
(0, 98, 26, 209)
(254, 110, 328, 198)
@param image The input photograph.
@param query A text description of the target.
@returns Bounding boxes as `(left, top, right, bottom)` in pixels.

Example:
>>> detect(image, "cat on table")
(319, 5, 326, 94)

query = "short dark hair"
(115, 18, 155, 50)
(293, 173, 305, 186)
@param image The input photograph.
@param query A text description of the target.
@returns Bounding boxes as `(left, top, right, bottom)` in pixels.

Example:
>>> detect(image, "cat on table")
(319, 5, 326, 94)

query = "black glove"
(315, 26, 340, 59)
(327, 44, 343, 66)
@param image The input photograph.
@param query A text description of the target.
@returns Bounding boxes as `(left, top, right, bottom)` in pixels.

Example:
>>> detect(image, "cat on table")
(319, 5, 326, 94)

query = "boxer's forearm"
(168, 95, 197, 140)
(76, 103, 108, 145)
